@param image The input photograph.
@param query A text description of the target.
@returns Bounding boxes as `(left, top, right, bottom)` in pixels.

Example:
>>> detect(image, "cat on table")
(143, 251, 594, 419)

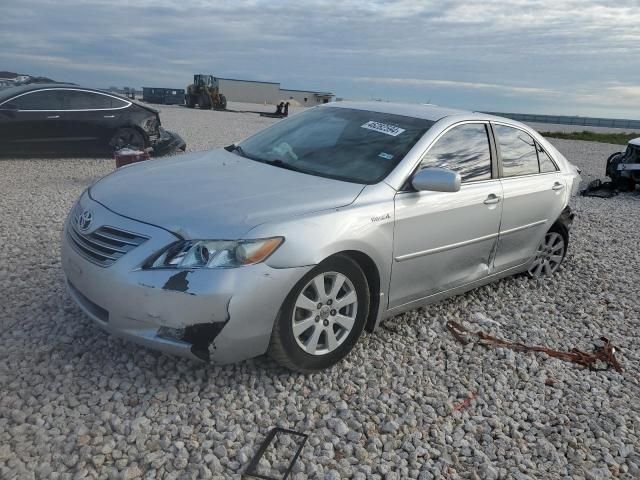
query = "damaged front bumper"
(151, 127, 186, 156)
(61, 196, 310, 363)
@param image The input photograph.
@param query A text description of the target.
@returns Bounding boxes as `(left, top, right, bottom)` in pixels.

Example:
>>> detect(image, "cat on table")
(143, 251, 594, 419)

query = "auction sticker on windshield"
(361, 121, 406, 137)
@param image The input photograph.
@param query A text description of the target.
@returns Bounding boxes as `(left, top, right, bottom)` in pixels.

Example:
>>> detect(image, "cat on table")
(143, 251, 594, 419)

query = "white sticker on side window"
(378, 152, 394, 160)
(361, 121, 406, 137)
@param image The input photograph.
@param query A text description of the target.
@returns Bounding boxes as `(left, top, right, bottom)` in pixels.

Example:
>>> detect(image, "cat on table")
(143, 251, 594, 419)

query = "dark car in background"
(0, 84, 185, 156)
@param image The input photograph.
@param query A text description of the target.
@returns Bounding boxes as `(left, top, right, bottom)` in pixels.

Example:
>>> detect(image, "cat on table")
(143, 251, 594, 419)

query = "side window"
(536, 142, 558, 173)
(494, 125, 539, 177)
(419, 123, 492, 182)
(6, 90, 63, 110)
(61, 91, 125, 110)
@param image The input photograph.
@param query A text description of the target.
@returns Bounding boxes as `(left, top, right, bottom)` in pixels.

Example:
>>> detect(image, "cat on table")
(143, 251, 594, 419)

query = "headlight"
(147, 237, 284, 269)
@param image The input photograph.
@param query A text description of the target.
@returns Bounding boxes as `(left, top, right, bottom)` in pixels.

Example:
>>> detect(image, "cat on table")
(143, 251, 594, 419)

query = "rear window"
(61, 90, 128, 110)
(536, 142, 558, 173)
(238, 107, 433, 184)
(494, 124, 539, 177)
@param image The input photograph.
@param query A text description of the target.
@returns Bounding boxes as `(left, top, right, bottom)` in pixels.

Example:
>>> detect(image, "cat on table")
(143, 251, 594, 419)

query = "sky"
(2, 0, 639, 118)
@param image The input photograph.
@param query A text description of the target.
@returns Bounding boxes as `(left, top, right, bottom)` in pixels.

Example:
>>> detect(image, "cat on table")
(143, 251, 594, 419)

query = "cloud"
(355, 76, 558, 96)
(1, 0, 639, 117)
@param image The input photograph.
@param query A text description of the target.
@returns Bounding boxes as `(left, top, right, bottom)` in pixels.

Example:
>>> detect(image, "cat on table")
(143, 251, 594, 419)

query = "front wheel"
(269, 255, 370, 372)
(527, 227, 567, 277)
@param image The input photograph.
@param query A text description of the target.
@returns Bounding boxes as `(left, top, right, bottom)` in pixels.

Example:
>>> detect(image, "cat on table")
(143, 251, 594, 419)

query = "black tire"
(109, 127, 146, 151)
(198, 93, 212, 109)
(268, 255, 370, 372)
(215, 94, 227, 110)
(185, 95, 195, 108)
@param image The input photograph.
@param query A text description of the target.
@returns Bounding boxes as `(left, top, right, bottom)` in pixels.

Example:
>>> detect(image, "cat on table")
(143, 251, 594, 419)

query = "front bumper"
(61, 194, 311, 363)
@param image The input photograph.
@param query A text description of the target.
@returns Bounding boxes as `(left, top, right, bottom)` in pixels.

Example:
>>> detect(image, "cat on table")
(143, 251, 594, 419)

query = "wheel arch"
(551, 205, 574, 244)
(330, 250, 381, 333)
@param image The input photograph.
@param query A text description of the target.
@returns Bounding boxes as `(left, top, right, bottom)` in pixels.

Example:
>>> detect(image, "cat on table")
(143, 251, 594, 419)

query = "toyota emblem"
(77, 210, 93, 231)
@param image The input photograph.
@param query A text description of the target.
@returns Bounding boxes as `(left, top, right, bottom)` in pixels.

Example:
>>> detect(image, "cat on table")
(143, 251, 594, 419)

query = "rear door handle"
(552, 182, 565, 191)
(46, 115, 60, 119)
(483, 194, 501, 205)
(103, 114, 116, 118)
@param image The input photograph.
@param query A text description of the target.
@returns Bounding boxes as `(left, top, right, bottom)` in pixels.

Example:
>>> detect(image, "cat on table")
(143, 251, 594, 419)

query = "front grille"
(67, 217, 149, 267)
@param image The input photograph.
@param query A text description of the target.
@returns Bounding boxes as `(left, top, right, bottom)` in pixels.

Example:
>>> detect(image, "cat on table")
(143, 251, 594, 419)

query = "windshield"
(237, 107, 434, 184)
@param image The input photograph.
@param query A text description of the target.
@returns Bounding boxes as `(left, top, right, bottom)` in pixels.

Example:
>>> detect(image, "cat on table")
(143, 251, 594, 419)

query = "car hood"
(90, 149, 365, 239)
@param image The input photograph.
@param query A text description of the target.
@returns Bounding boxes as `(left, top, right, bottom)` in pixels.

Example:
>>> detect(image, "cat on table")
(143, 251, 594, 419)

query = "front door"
(0, 89, 65, 154)
(389, 122, 503, 308)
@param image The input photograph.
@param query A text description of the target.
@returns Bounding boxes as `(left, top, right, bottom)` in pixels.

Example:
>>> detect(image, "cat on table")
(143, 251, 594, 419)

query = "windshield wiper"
(225, 144, 249, 158)
(263, 159, 307, 174)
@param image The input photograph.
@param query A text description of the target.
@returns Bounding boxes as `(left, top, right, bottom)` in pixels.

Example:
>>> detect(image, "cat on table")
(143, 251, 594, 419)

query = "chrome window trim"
(0, 87, 132, 112)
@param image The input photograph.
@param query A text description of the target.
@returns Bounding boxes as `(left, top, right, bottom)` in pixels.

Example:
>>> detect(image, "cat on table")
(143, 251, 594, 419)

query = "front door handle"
(552, 182, 565, 191)
(46, 115, 60, 119)
(483, 194, 501, 205)
(103, 114, 116, 118)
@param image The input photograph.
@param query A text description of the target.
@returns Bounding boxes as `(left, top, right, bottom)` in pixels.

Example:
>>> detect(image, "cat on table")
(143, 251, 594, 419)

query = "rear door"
(0, 89, 64, 154)
(59, 90, 131, 151)
(492, 123, 566, 271)
(389, 122, 503, 308)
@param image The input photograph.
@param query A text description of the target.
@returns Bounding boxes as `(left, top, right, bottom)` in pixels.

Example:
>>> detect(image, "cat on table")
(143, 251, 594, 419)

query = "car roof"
(323, 100, 528, 127)
(0, 83, 110, 102)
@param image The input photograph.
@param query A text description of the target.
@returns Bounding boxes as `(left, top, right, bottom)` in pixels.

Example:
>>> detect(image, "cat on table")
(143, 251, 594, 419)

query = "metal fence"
(484, 112, 640, 130)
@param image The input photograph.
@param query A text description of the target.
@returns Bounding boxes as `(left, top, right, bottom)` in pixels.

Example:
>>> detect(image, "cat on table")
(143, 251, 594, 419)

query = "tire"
(185, 95, 195, 108)
(198, 93, 212, 109)
(109, 127, 146, 151)
(268, 255, 370, 372)
(215, 94, 227, 110)
(527, 225, 568, 278)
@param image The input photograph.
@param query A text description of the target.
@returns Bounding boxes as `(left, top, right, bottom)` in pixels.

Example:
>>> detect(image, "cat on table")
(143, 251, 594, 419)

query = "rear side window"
(61, 91, 128, 110)
(6, 90, 63, 110)
(536, 142, 558, 172)
(419, 123, 492, 182)
(494, 125, 539, 177)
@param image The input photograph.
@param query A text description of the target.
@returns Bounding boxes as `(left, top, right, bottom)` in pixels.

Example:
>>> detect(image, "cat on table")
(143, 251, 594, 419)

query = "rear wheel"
(527, 226, 567, 277)
(109, 127, 146, 151)
(215, 94, 227, 110)
(269, 255, 369, 372)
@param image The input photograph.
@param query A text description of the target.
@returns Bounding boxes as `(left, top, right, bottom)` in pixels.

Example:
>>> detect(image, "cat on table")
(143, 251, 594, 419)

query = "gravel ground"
(1, 105, 639, 480)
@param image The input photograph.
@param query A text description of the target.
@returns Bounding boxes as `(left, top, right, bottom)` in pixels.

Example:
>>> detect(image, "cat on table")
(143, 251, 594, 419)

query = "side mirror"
(411, 167, 461, 192)
(1, 103, 18, 111)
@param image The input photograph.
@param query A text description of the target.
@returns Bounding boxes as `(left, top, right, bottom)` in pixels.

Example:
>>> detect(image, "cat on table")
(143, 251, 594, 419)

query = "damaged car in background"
(0, 84, 185, 156)
(61, 102, 580, 372)
(606, 137, 640, 191)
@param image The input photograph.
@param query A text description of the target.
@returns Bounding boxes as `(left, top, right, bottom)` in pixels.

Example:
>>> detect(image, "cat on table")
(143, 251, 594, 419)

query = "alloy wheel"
(528, 231, 566, 277)
(291, 271, 358, 356)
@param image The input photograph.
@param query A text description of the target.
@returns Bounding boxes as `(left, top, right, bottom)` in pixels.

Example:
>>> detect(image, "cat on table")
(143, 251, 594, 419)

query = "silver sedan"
(61, 102, 580, 371)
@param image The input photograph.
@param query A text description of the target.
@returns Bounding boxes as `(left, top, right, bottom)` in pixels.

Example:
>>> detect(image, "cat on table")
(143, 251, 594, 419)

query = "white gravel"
(1, 104, 639, 479)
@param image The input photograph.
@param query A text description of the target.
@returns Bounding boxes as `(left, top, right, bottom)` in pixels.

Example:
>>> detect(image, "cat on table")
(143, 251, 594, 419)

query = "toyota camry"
(61, 102, 580, 371)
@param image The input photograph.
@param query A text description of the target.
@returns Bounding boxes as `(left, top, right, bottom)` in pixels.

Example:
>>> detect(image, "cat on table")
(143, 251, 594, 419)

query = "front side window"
(61, 91, 127, 110)
(237, 107, 433, 184)
(5, 90, 63, 110)
(536, 142, 558, 173)
(494, 124, 539, 177)
(418, 123, 492, 182)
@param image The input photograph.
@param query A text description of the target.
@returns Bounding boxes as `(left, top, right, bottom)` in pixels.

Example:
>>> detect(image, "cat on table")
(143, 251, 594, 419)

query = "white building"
(213, 77, 334, 105)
